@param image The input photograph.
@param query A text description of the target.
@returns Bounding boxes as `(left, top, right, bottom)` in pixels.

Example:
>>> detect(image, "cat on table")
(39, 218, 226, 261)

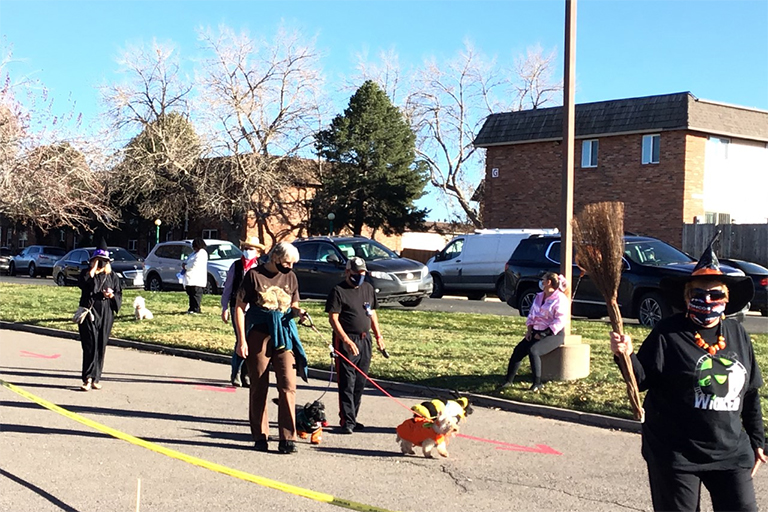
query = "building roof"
(473, 92, 768, 146)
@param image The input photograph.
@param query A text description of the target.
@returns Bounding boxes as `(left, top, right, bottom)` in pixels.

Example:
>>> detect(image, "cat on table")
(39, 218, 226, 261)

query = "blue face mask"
(356, 273, 366, 287)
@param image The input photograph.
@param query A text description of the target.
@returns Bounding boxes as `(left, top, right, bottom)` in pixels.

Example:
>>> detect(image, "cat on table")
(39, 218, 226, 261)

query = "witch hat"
(661, 231, 753, 315)
(90, 238, 112, 261)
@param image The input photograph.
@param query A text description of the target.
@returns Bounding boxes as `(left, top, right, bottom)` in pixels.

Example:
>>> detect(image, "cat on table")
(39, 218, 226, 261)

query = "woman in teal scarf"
(235, 242, 308, 455)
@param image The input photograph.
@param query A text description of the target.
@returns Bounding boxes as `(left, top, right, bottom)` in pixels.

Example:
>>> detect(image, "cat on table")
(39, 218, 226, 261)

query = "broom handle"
(607, 301, 644, 421)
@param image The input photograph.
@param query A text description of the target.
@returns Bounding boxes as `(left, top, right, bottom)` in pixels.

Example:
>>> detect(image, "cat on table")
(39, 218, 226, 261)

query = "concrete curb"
(0, 320, 641, 434)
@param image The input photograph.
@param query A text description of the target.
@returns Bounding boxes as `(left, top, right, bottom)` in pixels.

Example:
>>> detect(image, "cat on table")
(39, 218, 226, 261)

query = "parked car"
(427, 228, 558, 301)
(143, 239, 242, 294)
(503, 234, 746, 328)
(292, 236, 433, 307)
(0, 247, 12, 274)
(53, 247, 145, 289)
(719, 258, 768, 316)
(8, 245, 68, 277)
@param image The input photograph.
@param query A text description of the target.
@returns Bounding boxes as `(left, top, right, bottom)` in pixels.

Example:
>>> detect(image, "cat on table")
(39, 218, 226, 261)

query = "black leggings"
(505, 331, 564, 386)
(646, 460, 757, 511)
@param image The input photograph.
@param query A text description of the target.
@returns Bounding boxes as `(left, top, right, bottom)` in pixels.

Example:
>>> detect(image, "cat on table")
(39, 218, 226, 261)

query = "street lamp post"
(327, 213, 335, 236)
(154, 219, 161, 246)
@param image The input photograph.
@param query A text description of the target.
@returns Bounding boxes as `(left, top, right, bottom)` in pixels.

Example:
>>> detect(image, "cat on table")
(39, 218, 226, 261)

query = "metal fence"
(682, 223, 768, 267)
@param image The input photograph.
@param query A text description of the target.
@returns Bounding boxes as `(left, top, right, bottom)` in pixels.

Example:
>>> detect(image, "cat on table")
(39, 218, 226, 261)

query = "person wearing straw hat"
(76, 238, 122, 391)
(221, 235, 266, 387)
(610, 238, 765, 511)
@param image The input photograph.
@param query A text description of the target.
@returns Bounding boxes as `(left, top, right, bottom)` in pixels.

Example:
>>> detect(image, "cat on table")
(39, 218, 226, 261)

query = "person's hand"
(103, 288, 114, 299)
(237, 340, 248, 359)
(610, 332, 633, 356)
(375, 334, 385, 352)
(344, 338, 359, 356)
(524, 331, 532, 341)
(294, 308, 308, 323)
(533, 333, 541, 340)
(221, 309, 230, 323)
(752, 447, 767, 477)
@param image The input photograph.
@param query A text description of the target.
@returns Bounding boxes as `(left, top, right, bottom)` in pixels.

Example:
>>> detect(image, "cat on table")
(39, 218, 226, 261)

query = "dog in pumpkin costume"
(396, 398, 470, 458)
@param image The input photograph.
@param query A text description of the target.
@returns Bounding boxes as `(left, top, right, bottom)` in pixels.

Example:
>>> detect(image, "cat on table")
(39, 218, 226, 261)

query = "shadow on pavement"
(0, 467, 82, 512)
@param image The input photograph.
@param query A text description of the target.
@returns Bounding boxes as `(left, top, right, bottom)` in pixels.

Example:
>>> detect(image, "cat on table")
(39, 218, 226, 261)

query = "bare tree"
(348, 46, 406, 104)
(513, 44, 562, 110)
(195, 23, 325, 244)
(0, 47, 116, 232)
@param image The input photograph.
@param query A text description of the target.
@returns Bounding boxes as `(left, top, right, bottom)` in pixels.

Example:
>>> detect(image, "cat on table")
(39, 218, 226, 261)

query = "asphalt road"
(3, 329, 766, 512)
(2, 274, 766, 334)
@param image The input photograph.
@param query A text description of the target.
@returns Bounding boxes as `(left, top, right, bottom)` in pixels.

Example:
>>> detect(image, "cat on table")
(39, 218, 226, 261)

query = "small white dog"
(396, 400, 466, 458)
(133, 296, 154, 320)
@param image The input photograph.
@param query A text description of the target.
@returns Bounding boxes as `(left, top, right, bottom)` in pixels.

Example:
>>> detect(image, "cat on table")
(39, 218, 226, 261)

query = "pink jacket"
(525, 289, 568, 335)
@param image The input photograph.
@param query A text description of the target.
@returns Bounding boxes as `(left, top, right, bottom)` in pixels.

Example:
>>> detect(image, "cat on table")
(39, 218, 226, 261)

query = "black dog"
(272, 399, 328, 444)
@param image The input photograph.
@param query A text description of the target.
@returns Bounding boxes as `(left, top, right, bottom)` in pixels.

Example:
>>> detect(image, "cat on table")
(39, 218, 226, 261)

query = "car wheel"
(638, 292, 671, 328)
(146, 274, 163, 292)
(495, 278, 506, 302)
(467, 291, 486, 301)
(399, 298, 423, 307)
(519, 288, 538, 317)
(204, 276, 217, 295)
(8, 261, 15, 276)
(28, 263, 36, 277)
(430, 274, 444, 298)
(55, 273, 66, 286)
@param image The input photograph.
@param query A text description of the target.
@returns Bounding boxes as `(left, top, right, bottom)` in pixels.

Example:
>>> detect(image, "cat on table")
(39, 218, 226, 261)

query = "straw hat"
(240, 236, 266, 251)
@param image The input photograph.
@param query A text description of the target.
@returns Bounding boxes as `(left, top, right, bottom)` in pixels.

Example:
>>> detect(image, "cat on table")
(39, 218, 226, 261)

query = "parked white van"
(427, 229, 558, 300)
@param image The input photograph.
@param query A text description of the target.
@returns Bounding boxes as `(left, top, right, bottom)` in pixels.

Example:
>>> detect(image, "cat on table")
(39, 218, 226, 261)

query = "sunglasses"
(690, 288, 727, 301)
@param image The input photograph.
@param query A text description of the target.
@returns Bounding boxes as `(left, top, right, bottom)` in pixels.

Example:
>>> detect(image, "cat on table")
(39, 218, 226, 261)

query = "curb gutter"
(0, 321, 641, 434)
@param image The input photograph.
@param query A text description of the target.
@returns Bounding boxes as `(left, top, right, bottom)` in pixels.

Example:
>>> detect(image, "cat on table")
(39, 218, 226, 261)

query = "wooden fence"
(682, 223, 768, 267)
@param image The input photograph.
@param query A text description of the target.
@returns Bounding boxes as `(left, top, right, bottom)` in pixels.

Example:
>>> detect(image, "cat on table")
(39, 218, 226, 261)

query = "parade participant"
(610, 241, 764, 511)
(499, 272, 569, 392)
(77, 239, 122, 391)
(183, 237, 208, 314)
(234, 242, 308, 454)
(326, 257, 385, 434)
(221, 236, 266, 387)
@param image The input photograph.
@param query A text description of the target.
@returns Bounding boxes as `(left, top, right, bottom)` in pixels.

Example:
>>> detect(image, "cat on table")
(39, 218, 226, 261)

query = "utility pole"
(561, 0, 577, 336)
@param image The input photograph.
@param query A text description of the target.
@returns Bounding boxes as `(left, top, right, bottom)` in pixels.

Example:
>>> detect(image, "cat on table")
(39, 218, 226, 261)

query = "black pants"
(505, 331, 564, 386)
(334, 331, 372, 429)
(647, 461, 757, 511)
(185, 286, 203, 313)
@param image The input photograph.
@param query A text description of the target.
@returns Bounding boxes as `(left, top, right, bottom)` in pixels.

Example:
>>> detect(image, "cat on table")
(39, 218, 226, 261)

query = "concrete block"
(541, 335, 590, 381)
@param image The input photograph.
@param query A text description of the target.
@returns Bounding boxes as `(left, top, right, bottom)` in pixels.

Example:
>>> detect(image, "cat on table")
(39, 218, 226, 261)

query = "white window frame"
(18, 231, 28, 248)
(128, 239, 138, 252)
(642, 134, 660, 164)
(202, 229, 217, 239)
(581, 139, 599, 168)
(709, 136, 730, 159)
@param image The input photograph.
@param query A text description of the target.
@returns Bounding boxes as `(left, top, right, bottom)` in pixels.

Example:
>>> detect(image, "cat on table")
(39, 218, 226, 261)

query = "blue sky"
(2, 0, 767, 220)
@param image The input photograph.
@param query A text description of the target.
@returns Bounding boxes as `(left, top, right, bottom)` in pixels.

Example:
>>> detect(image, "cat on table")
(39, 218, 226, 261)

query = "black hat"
(661, 232, 753, 315)
(90, 238, 112, 262)
(346, 257, 367, 272)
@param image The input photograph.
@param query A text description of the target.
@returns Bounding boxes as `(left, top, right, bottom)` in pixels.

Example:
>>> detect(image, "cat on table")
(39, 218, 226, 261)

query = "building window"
(202, 229, 217, 239)
(581, 140, 598, 168)
(128, 240, 138, 252)
(642, 134, 660, 164)
(165, 231, 174, 242)
(709, 136, 730, 159)
(19, 231, 28, 249)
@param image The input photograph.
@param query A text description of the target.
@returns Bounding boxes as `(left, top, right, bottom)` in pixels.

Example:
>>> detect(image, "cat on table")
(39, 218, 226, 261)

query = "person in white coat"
(183, 237, 208, 314)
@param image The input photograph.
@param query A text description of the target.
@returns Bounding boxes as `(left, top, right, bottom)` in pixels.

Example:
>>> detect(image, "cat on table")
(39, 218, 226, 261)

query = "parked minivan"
(143, 239, 242, 294)
(427, 228, 558, 300)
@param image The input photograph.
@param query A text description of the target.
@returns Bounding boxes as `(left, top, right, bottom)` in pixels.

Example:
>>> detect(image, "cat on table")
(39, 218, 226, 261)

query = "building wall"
(482, 130, 692, 246)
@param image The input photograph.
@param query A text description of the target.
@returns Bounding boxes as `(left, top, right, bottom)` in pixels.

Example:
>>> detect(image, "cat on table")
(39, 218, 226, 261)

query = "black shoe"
(254, 439, 269, 452)
(530, 383, 543, 392)
(277, 440, 298, 454)
(353, 423, 365, 432)
(338, 426, 353, 435)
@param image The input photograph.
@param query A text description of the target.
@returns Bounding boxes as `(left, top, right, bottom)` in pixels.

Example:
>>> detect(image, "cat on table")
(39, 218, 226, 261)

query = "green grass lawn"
(1, 282, 766, 420)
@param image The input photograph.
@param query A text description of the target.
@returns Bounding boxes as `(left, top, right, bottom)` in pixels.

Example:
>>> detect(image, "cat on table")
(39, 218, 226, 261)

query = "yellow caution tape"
(1, 379, 397, 512)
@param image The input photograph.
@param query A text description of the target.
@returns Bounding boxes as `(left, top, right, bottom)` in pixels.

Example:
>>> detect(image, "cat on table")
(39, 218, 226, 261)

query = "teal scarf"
(245, 306, 308, 382)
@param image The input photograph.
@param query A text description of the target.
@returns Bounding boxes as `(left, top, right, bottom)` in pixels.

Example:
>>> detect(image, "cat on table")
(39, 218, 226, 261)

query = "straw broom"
(572, 202, 644, 421)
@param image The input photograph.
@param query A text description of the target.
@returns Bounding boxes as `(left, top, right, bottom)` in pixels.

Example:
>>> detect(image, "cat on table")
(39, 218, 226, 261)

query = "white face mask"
(538, 280, 545, 291)
(243, 249, 258, 260)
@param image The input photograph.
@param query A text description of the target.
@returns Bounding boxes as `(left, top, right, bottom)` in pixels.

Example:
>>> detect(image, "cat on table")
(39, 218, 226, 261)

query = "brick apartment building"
(473, 92, 768, 247)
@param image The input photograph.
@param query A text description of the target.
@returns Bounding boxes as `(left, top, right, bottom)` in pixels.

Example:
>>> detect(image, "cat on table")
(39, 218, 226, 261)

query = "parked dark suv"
(292, 236, 433, 307)
(503, 234, 747, 327)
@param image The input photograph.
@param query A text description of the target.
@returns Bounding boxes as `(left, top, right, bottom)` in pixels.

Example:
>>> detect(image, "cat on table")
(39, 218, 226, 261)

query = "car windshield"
(0, 248, 10, 256)
(109, 248, 138, 262)
(336, 240, 397, 261)
(43, 247, 67, 256)
(624, 240, 694, 266)
(206, 243, 242, 261)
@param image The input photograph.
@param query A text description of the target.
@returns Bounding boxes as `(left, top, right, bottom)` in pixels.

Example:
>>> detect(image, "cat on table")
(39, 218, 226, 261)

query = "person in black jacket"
(221, 236, 266, 387)
(77, 239, 122, 391)
(611, 239, 765, 511)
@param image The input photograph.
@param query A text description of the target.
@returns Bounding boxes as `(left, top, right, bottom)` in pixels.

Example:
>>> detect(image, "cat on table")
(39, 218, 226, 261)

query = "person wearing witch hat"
(221, 235, 266, 387)
(610, 233, 765, 511)
(77, 239, 122, 391)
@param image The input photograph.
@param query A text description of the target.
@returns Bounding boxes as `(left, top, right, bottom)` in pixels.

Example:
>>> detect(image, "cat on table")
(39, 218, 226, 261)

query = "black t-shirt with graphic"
(630, 314, 764, 470)
(325, 279, 378, 336)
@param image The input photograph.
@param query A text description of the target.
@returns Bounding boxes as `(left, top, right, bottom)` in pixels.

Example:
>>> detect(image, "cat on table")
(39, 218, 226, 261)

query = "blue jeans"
(230, 306, 246, 380)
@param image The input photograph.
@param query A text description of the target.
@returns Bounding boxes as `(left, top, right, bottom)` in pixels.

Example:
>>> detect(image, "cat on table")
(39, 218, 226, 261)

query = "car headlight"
(217, 270, 227, 280)
(369, 271, 393, 280)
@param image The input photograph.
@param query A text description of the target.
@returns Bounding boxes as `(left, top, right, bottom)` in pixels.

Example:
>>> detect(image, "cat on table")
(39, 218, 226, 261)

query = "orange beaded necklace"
(694, 323, 726, 355)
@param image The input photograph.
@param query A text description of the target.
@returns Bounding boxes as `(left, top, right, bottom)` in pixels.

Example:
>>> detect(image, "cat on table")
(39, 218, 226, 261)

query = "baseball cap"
(346, 257, 367, 272)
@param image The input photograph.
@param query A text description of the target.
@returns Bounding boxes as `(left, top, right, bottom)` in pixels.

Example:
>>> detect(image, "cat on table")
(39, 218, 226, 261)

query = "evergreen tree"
(313, 80, 428, 236)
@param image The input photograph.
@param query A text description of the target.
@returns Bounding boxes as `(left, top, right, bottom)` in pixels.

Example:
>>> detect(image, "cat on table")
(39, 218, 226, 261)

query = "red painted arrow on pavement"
(456, 433, 562, 455)
(19, 351, 61, 359)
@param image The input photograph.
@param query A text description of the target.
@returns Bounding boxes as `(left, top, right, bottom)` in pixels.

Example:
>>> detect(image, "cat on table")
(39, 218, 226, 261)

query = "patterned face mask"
(687, 296, 727, 327)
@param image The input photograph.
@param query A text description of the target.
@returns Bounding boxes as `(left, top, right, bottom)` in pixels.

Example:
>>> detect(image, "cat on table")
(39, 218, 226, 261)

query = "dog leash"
(298, 313, 337, 402)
